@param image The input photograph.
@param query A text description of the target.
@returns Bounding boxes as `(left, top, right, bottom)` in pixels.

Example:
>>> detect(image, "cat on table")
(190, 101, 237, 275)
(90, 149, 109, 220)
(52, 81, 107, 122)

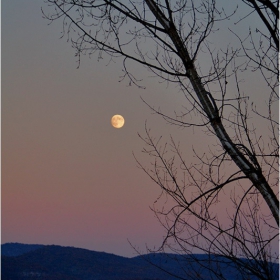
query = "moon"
(111, 115, 125, 128)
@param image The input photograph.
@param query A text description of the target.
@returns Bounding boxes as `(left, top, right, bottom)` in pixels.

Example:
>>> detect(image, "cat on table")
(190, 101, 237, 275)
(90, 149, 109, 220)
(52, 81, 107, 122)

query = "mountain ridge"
(1, 243, 278, 280)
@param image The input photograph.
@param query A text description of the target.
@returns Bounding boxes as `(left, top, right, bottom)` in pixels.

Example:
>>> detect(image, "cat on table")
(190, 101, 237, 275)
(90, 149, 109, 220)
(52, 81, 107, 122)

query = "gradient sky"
(2, 1, 277, 257)
(2, 0, 188, 257)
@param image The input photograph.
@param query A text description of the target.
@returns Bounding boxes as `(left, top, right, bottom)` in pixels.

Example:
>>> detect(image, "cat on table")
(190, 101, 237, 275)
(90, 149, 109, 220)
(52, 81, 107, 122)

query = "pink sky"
(2, 1, 278, 257)
(2, 0, 185, 257)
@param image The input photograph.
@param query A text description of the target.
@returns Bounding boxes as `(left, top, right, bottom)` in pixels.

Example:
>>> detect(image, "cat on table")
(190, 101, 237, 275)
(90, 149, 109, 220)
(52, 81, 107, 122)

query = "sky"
(2, 1, 278, 257)
(2, 0, 187, 257)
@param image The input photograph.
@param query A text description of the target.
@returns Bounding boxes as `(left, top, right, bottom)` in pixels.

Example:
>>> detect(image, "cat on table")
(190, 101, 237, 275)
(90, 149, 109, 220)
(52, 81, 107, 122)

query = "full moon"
(111, 115, 125, 128)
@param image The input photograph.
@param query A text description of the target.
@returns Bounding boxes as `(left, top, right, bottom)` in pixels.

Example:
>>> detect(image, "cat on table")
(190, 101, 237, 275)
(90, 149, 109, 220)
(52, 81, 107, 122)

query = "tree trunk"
(145, 0, 279, 225)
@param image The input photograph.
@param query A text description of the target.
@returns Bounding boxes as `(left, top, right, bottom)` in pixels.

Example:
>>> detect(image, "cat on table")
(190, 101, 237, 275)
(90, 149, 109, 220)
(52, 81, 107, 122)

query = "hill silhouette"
(1, 243, 278, 280)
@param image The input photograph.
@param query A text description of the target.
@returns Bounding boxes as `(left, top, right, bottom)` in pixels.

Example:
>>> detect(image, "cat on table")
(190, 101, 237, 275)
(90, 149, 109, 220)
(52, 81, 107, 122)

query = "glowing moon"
(111, 115, 125, 128)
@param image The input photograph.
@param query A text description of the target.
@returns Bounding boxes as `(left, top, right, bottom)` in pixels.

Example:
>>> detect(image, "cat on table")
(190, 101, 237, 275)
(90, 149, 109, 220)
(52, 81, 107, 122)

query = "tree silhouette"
(43, 1, 279, 279)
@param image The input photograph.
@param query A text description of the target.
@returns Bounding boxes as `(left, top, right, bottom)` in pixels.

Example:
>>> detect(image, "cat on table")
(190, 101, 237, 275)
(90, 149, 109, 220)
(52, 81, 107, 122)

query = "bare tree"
(42, 1, 279, 279)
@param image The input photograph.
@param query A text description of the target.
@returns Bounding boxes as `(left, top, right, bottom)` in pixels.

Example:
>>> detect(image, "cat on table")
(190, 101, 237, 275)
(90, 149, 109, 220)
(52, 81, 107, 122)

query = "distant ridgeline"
(1, 243, 279, 280)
